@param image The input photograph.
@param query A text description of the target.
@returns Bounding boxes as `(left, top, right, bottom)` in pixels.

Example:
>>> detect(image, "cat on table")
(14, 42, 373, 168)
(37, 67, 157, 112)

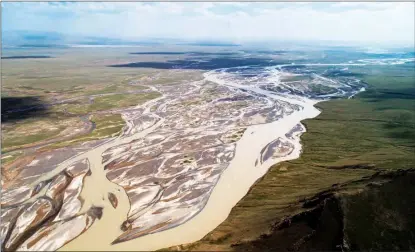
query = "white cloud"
(2, 2, 414, 46)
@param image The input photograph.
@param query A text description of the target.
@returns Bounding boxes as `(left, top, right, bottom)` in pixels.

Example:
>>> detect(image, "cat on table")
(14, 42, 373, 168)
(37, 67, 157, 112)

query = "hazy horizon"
(2, 2, 415, 48)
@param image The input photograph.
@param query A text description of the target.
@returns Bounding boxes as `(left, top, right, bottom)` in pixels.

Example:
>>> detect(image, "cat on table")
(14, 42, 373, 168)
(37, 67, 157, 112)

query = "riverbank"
(166, 65, 415, 251)
(61, 69, 323, 251)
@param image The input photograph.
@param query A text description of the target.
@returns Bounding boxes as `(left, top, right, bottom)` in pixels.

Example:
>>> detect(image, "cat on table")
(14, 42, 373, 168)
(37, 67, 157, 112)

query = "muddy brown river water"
(2, 64, 367, 251)
(61, 71, 321, 251)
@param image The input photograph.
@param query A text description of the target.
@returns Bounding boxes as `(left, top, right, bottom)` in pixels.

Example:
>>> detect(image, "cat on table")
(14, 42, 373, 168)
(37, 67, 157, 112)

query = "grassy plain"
(1, 48, 164, 157)
(1, 48, 172, 160)
(43, 113, 125, 150)
(1, 116, 82, 151)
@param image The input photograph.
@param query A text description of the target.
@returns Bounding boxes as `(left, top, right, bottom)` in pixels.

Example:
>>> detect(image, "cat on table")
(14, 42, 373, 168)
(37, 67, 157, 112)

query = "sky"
(2, 2, 415, 46)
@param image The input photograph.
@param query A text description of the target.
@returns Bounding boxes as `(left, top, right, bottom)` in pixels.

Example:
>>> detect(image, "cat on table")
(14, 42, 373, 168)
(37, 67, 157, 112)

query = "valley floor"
(1, 48, 414, 251)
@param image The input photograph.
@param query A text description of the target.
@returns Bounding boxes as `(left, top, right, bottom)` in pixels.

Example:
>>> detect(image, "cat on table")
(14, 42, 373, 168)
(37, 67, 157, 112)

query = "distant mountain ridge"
(1, 31, 241, 48)
(2, 31, 413, 55)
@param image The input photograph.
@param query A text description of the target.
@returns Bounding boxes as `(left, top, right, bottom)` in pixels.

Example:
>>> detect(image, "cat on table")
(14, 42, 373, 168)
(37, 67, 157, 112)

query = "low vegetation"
(51, 92, 161, 115)
(309, 83, 337, 95)
(1, 50, 164, 158)
(1, 116, 84, 152)
(90, 92, 160, 111)
(43, 113, 125, 150)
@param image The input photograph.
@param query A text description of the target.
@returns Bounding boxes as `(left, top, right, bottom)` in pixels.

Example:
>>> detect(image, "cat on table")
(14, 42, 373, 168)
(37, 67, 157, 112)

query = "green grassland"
(1, 48, 203, 98)
(1, 151, 24, 166)
(1, 48, 158, 102)
(1, 113, 125, 165)
(2, 126, 64, 150)
(170, 64, 415, 251)
(2, 90, 160, 155)
(1, 48, 166, 158)
(50, 92, 161, 115)
(1, 114, 84, 152)
(309, 83, 338, 95)
(43, 113, 125, 150)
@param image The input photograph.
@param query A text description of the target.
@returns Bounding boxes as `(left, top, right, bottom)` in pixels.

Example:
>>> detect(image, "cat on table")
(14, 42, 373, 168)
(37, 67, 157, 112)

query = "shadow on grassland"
(108, 57, 286, 70)
(1, 56, 53, 59)
(1, 96, 49, 123)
